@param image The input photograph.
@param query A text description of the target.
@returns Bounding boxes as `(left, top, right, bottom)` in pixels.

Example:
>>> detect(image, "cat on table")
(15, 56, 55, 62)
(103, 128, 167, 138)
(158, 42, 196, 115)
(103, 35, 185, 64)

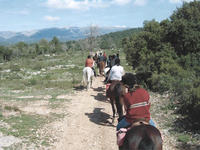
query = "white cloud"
(112, 0, 132, 5)
(45, 0, 133, 10)
(134, 0, 147, 6)
(114, 25, 127, 28)
(44, 16, 60, 21)
(169, 0, 194, 3)
(46, 0, 108, 10)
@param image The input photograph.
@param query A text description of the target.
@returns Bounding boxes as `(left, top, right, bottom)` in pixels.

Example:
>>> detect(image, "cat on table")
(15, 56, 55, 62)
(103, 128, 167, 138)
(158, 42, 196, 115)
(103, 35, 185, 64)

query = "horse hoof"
(112, 118, 115, 124)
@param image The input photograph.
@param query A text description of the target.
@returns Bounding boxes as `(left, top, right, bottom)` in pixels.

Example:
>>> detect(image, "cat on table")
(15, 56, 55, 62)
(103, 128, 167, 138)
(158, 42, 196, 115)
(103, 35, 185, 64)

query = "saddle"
(130, 118, 149, 127)
(117, 118, 149, 146)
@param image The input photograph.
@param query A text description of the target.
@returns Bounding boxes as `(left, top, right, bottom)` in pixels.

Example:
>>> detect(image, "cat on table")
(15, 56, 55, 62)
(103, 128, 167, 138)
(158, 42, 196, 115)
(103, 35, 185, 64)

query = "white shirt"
(108, 65, 124, 81)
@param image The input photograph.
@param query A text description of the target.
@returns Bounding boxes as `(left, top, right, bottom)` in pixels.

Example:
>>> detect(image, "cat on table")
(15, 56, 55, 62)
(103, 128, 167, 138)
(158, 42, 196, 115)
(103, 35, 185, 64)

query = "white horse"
(104, 66, 110, 78)
(82, 67, 94, 90)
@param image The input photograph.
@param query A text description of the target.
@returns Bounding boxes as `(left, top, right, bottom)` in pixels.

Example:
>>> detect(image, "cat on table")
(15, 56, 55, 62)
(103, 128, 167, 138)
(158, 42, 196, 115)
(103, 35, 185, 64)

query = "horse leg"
(115, 96, 123, 121)
(85, 73, 89, 90)
(87, 81, 90, 90)
(110, 98, 116, 123)
(90, 77, 93, 88)
(82, 73, 87, 87)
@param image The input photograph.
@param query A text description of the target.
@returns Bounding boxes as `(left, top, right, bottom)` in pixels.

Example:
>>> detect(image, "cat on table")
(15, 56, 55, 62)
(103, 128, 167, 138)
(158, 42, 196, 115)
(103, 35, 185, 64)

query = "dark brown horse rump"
(106, 80, 120, 98)
(119, 124, 163, 150)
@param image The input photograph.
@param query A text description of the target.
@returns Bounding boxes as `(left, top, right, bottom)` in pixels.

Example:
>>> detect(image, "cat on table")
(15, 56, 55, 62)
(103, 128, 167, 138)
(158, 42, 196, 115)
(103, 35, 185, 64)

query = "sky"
(0, 0, 195, 32)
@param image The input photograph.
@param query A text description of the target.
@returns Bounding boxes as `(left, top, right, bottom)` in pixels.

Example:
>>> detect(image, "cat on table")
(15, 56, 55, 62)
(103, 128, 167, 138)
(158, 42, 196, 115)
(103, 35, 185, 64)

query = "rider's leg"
(149, 118, 156, 127)
(116, 117, 131, 131)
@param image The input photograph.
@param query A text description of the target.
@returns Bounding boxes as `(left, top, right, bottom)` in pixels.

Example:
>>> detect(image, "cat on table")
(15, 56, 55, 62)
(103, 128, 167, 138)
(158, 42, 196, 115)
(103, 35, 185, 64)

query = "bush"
(122, 1, 200, 124)
(178, 134, 190, 143)
(10, 64, 21, 72)
(150, 73, 175, 93)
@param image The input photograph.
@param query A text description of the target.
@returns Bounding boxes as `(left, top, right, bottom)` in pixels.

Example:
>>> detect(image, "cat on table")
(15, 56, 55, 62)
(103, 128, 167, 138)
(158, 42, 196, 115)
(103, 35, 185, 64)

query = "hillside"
(0, 26, 129, 44)
(98, 28, 142, 48)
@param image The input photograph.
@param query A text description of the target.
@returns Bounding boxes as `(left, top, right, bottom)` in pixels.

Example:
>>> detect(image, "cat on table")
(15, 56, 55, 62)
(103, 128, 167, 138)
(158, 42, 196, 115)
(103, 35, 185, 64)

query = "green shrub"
(4, 106, 20, 112)
(150, 73, 175, 93)
(32, 62, 44, 70)
(178, 134, 190, 143)
(10, 64, 21, 72)
(24, 78, 38, 86)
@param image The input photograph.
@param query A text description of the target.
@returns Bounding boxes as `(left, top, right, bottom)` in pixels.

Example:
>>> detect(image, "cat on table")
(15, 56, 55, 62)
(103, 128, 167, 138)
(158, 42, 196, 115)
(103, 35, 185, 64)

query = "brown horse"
(98, 61, 105, 76)
(116, 72, 163, 150)
(106, 81, 125, 123)
(119, 124, 163, 150)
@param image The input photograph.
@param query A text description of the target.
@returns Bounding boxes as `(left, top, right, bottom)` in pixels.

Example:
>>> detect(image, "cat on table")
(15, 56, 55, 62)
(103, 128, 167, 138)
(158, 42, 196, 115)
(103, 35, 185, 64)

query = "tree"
(88, 25, 98, 52)
(122, 1, 200, 123)
(167, 1, 200, 55)
(50, 36, 62, 53)
(0, 46, 12, 61)
(15, 41, 28, 56)
(39, 39, 49, 54)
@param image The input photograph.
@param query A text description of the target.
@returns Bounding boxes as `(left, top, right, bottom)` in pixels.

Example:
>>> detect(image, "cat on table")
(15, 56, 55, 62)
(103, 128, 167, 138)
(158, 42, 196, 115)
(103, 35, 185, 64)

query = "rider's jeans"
(116, 117, 156, 131)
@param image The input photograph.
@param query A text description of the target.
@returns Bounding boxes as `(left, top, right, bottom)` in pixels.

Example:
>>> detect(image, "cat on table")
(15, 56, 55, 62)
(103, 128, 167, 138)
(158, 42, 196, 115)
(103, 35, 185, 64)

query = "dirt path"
(51, 76, 177, 150)
(53, 76, 118, 150)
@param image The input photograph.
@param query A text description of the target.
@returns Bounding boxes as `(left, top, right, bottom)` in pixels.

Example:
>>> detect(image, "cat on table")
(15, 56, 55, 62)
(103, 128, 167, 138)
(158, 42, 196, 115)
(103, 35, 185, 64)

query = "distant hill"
(0, 26, 130, 44)
(97, 27, 142, 48)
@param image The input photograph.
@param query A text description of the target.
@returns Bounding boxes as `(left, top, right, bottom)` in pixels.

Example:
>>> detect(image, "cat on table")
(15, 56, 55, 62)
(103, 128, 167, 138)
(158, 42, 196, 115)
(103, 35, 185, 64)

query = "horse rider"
(98, 52, 105, 63)
(103, 55, 111, 82)
(85, 55, 96, 77)
(116, 53, 119, 59)
(106, 58, 124, 84)
(97, 53, 106, 75)
(116, 73, 156, 131)
(106, 55, 112, 68)
(106, 58, 124, 97)
(110, 54, 117, 68)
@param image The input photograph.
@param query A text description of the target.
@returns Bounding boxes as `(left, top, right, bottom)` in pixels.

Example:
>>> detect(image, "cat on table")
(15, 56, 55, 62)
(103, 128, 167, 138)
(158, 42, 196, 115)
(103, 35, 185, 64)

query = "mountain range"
(0, 26, 129, 44)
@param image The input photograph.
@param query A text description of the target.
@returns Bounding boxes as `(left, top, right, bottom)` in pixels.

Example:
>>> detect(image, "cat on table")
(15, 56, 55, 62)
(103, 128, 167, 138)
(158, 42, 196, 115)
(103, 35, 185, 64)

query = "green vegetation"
(178, 134, 190, 143)
(122, 1, 200, 125)
(98, 28, 142, 49)
(0, 49, 89, 148)
(0, 1, 199, 148)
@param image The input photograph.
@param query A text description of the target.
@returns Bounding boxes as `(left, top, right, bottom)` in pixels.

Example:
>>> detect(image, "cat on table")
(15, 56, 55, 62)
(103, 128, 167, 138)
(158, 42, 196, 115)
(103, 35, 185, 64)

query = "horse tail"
(138, 134, 154, 150)
(82, 67, 89, 85)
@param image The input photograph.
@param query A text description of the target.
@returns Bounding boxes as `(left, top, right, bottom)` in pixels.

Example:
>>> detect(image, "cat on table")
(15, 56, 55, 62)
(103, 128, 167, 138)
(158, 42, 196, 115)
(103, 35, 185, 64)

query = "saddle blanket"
(106, 83, 111, 91)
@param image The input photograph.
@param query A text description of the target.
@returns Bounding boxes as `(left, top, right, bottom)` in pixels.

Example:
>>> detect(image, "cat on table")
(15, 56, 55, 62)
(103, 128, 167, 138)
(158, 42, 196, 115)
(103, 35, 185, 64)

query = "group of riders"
(84, 51, 158, 148)
(85, 51, 121, 80)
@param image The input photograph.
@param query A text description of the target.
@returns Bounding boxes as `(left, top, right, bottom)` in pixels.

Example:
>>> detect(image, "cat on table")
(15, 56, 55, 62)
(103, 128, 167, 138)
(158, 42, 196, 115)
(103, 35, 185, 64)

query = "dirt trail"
(52, 76, 176, 150)
(53, 76, 118, 150)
